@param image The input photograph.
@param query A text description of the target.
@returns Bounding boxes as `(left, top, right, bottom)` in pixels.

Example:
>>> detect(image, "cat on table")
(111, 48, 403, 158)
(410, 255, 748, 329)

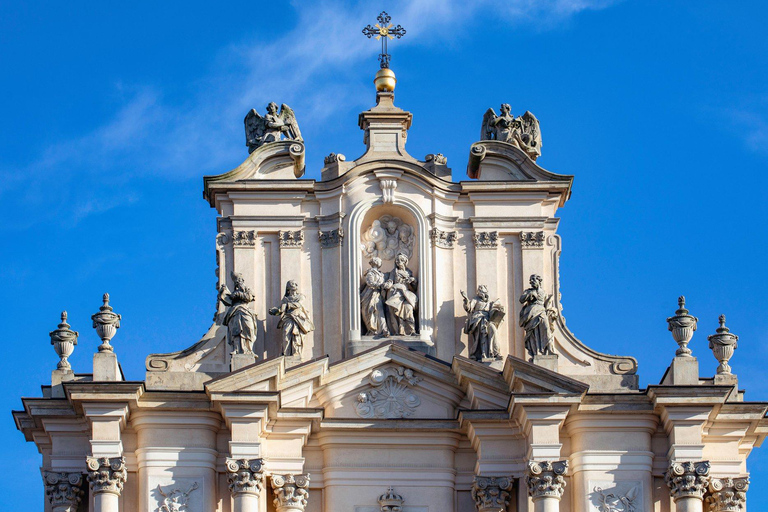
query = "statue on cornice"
(383, 252, 418, 335)
(481, 104, 542, 161)
(519, 274, 558, 359)
(361, 257, 390, 338)
(462, 285, 505, 361)
(244, 102, 302, 153)
(269, 280, 314, 358)
(218, 272, 257, 355)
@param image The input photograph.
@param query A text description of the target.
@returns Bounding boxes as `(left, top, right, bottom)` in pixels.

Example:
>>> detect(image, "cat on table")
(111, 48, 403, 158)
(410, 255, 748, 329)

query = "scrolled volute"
(226, 458, 264, 496)
(86, 456, 126, 496)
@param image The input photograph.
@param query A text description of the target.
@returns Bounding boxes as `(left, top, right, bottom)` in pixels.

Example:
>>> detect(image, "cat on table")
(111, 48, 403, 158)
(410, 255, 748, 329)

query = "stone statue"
(269, 280, 314, 358)
(361, 215, 414, 261)
(219, 272, 257, 355)
(481, 104, 542, 161)
(383, 252, 418, 335)
(519, 274, 558, 359)
(157, 482, 198, 512)
(462, 285, 505, 361)
(361, 257, 390, 337)
(244, 102, 302, 153)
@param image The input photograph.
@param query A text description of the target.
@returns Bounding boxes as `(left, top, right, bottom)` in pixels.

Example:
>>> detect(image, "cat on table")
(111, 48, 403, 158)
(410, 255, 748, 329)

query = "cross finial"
(362, 11, 406, 69)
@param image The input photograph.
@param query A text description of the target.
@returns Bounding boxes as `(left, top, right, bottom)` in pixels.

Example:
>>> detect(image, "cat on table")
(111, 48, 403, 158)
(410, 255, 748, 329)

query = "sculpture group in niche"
(156, 482, 199, 512)
(219, 272, 257, 355)
(361, 215, 414, 261)
(520, 274, 558, 359)
(361, 252, 418, 337)
(462, 285, 506, 361)
(481, 104, 542, 161)
(244, 102, 302, 153)
(269, 280, 315, 358)
(361, 257, 391, 337)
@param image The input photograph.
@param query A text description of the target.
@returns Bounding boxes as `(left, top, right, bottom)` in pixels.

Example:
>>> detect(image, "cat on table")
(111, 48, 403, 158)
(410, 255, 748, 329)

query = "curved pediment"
(466, 140, 574, 184)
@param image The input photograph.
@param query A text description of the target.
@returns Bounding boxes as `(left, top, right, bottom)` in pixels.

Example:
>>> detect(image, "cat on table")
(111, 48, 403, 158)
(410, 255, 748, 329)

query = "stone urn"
(49, 311, 78, 370)
(667, 296, 698, 357)
(708, 314, 738, 374)
(91, 293, 121, 352)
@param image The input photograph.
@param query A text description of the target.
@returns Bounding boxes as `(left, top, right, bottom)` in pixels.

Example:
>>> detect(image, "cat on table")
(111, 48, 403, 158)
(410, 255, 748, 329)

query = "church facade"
(15, 65, 767, 512)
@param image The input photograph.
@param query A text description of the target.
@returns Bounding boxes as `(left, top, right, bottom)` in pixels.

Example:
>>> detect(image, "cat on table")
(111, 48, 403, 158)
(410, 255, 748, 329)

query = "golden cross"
(362, 11, 406, 69)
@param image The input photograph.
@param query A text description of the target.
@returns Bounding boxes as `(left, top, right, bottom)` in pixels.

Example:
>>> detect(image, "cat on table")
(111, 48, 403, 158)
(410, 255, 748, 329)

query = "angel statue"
(462, 285, 506, 361)
(157, 481, 198, 512)
(481, 104, 542, 161)
(519, 274, 559, 360)
(244, 102, 302, 153)
(218, 272, 257, 355)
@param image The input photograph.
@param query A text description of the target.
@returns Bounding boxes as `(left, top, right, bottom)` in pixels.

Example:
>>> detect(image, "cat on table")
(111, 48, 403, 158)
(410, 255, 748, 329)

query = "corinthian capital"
(471, 476, 513, 512)
(226, 458, 264, 496)
(43, 471, 84, 510)
(664, 461, 710, 501)
(706, 477, 749, 512)
(526, 460, 568, 500)
(86, 456, 126, 496)
(271, 473, 310, 512)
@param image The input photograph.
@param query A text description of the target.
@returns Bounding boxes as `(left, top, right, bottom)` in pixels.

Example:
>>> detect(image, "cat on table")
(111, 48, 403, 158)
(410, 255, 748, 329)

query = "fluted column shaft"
(227, 458, 265, 512)
(665, 461, 710, 512)
(526, 460, 568, 512)
(86, 457, 126, 512)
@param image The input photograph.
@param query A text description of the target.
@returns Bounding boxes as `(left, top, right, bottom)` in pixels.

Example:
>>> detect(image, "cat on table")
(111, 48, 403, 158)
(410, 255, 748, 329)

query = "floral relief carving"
(593, 484, 640, 512)
(318, 228, 344, 248)
(664, 461, 710, 500)
(279, 230, 304, 247)
(86, 456, 127, 496)
(233, 230, 257, 247)
(43, 471, 84, 508)
(473, 231, 498, 249)
(157, 482, 199, 512)
(526, 460, 568, 500)
(705, 477, 749, 512)
(271, 473, 310, 512)
(520, 231, 545, 249)
(471, 476, 513, 512)
(226, 458, 264, 496)
(355, 366, 421, 419)
(429, 228, 457, 248)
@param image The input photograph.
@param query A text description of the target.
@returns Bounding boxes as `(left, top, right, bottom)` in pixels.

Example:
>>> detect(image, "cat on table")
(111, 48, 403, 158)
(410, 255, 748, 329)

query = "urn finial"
(91, 293, 121, 352)
(667, 295, 698, 357)
(50, 311, 79, 370)
(708, 314, 739, 375)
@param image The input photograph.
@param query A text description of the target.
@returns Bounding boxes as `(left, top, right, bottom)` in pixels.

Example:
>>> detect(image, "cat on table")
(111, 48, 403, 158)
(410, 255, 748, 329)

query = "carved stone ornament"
(471, 476, 513, 512)
(86, 456, 127, 496)
(520, 274, 558, 359)
(49, 311, 78, 370)
(244, 102, 302, 153)
(279, 230, 304, 248)
(324, 152, 346, 165)
(708, 314, 739, 375)
(593, 484, 640, 512)
(271, 473, 310, 512)
(232, 230, 257, 247)
(705, 477, 749, 512)
(43, 471, 84, 508)
(362, 215, 414, 261)
(667, 296, 698, 357)
(425, 153, 447, 165)
(157, 481, 199, 512)
(481, 104, 542, 161)
(319, 228, 344, 248)
(355, 366, 421, 419)
(520, 231, 545, 249)
(269, 280, 315, 358)
(226, 458, 264, 496)
(526, 460, 568, 500)
(378, 486, 405, 512)
(219, 271, 258, 355)
(91, 293, 121, 352)
(430, 228, 457, 248)
(380, 178, 397, 203)
(473, 231, 498, 249)
(664, 461, 710, 501)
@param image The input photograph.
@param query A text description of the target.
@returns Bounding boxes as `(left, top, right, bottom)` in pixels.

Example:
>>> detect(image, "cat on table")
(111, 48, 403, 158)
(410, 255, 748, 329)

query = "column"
(706, 477, 749, 512)
(471, 476, 513, 512)
(226, 458, 264, 512)
(664, 461, 710, 512)
(271, 474, 310, 512)
(86, 456, 127, 512)
(526, 460, 568, 512)
(43, 472, 84, 512)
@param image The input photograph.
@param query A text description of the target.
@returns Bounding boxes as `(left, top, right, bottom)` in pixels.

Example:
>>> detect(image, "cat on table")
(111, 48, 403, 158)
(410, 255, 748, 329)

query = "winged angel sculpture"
(481, 104, 542, 161)
(244, 102, 302, 153)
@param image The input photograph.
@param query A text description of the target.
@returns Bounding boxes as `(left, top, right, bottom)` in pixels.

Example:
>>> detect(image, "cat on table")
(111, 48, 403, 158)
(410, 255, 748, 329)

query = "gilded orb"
(374, 68, 397, 92)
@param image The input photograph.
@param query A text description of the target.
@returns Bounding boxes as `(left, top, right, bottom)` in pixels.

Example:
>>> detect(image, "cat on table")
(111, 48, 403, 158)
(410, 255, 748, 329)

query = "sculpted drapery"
(270, 280, 315, 357)
(361, 257, 390, 337)
(519, 274, 557, 358)
(383, 252, 418, 335)
(219, 272, 257, 354)
(463, 285, 505, 361)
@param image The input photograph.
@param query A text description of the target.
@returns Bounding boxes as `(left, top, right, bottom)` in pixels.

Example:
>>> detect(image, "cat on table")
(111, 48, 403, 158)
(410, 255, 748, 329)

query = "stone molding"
(86, 456, 127, 496)
(318, 228, 344, 248)
(665, 461, 711, 501)
(43, 471, 84, 509)
(473, 231, 498, 249)
(226, 458, 264, 496)
(520, 231, 545, 249)
(271, 473, 310, 512)
(706, 477, 749, 512)
(232, 230, 257, 247)
(526, 460, 568, 500)
(471, 476, 513, 512)
(430, 228, 457, 248)
(279, 230, 304, 248)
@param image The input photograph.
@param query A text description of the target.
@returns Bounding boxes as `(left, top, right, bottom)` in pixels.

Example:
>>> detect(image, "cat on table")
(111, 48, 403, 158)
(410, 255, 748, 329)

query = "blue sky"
(2, 0, 768, 506)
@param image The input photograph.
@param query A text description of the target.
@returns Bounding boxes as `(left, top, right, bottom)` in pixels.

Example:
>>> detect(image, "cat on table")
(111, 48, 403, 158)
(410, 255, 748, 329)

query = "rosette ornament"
(91, 293, 121, 352)
(708, 315, 739, 375)
(667, 296, 698, 357)
(49, 311, 78, 370)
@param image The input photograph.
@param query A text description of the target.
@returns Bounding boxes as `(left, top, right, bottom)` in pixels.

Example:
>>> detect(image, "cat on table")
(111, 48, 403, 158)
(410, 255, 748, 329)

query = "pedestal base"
(661, 356, 699, 385)
(533, 354, 559, 372)
(51, 368, 75, 397)
(348, 335, 435, 357)
(93, 352, 121, 381)
(231, 353, 257, 372)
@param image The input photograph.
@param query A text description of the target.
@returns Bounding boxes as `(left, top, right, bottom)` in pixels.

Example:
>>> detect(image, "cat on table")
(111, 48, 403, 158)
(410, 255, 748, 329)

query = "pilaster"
(86, 456, 126, 512)
(227, 458, 265, 512)
(471, 475, 513, 512)
(706, 477, 749, 512)
(526, 460, 568, 512)
(664, 461, 710, 512)
(43, 471, 85, 512)
(271, 473, 310, 512)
